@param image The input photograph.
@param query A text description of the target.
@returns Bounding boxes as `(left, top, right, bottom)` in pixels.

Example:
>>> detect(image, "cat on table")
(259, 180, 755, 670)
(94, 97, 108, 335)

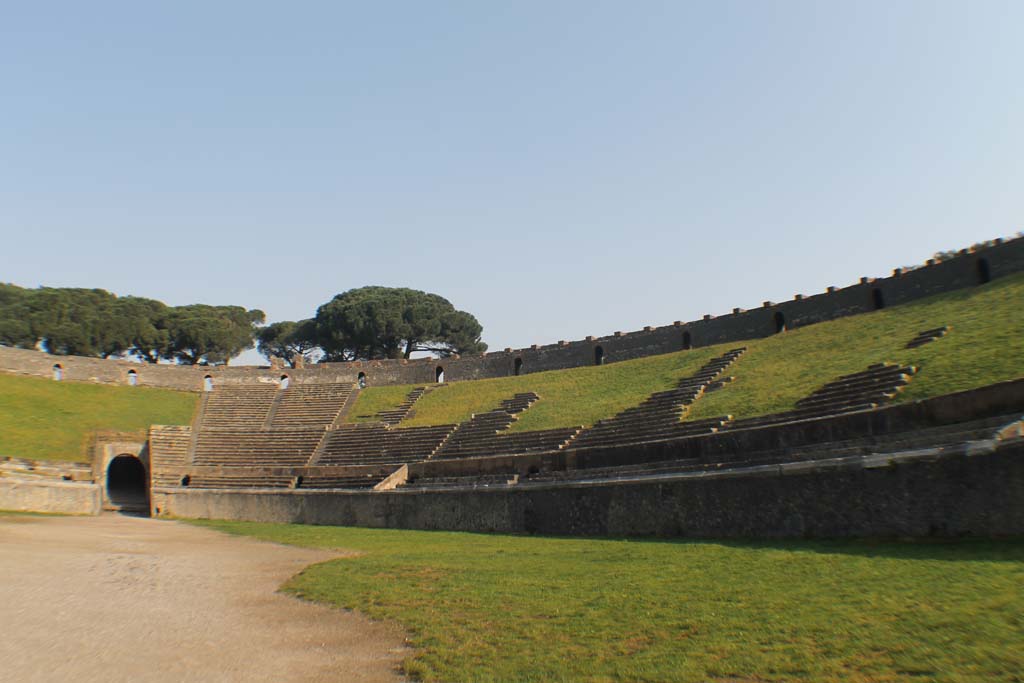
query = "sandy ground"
(0, 514, 408, 683)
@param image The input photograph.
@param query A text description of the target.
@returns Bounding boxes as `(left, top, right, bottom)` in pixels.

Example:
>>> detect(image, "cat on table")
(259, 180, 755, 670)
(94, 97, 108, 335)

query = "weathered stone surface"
(151, 440, 1024, 539)
(0, 478, 101, 515)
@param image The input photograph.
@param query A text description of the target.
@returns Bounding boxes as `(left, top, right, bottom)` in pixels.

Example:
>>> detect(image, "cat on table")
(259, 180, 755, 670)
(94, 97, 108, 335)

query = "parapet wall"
(2, 236, 1021, 391)
(0, 478, 101, 515)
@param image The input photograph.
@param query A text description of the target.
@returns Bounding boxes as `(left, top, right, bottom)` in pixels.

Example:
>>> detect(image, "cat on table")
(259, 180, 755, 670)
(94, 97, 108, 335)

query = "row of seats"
(201, 382, 355, 430)
(184, 473, 294, 489)
(191, 428, 324, 467)
(202, 384, 279, 428)
(318, 424, 456, 466)
(374, 386, 433, 425)
(568, 348, 746, 450)
(906, 326, 950, 349)
(148, 425, 194, 487)
(403, 473, 517, 490)
(297, 473, 388, 489)
(0, 457, 92, 482)
(176, 470, 393, 490)
(406, 414, 1019, 490)
(270, 382, 354, 428)
(726, 363, 916, 431)
(430, 393, 582, 460)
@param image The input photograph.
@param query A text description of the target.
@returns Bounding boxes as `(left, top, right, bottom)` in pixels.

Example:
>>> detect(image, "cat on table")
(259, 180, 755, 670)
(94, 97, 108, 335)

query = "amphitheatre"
(2, 235, 1023, 682)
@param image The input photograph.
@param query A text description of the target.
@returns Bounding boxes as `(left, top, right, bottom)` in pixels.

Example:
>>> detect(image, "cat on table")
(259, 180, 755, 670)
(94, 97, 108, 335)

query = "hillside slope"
(351, 273, 1024, 431)
(0, 373, 198, 462)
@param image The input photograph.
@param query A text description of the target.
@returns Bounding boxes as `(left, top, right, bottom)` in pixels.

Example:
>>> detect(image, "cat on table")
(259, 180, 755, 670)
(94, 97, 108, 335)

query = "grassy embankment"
(197, 519, 1024, 683)
(0, 373, 197, 462)
(348, 273, 1024, 429)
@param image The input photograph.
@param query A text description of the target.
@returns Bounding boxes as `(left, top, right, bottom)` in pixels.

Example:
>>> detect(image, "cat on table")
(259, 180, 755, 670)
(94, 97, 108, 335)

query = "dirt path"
(0, 515, 408, 682)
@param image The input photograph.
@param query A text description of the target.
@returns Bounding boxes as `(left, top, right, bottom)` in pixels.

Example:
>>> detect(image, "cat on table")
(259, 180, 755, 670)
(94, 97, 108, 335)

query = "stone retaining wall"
(0, 478, 101, 515)
(151, 439, 1024, 539)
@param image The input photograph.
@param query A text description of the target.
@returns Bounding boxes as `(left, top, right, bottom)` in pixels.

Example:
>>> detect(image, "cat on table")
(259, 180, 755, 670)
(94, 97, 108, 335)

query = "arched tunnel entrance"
(106, 455, 149, 515)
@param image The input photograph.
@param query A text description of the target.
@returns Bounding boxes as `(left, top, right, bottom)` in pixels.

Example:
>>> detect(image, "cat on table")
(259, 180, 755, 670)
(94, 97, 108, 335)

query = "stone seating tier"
(403, 473, 518, 490)
(564, 417, 732, 450)
(433, 427, 582, 460)
(513, 413, 1021, 486)
(185, 474, 294, 489)
(906, 326, 950, 349)
(0, 457, 92, 482)
(201, 384, 279, 428)
(191, 428, 324, 466)
(569, 348, 745, 451)
(724, 364, 917, 432)
(297, 473, 386, 489)
(270, 382, 354, 429)
(317, 424, 455, 466)
(374, 386, 433, 425)
(148, 426, 192, 470)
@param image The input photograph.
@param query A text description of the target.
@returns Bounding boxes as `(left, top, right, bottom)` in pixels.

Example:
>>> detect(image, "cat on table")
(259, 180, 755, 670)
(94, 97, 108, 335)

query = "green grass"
(349, 346, 731, 431)
(350, 274, 1024, 430)
(194, 519, 1024, 683)
(348, 384, 421, 423)
(0, 373, 198, 462)
(689, 272, 1024, 421)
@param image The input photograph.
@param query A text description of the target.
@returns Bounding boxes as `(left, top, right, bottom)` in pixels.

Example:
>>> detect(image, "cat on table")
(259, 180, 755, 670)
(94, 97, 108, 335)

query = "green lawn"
(348, 345, 731, 432)
(195, 520, 1024, 683)
(689, 272, 1024, 421)
(350, 274, 1024, 430)
(348, 384, 421, 423)
(0, 373, 198, 462)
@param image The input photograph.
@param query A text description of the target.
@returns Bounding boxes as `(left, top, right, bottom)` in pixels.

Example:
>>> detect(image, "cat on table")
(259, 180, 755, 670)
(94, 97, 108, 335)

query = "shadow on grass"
(614, 534, 1024, 563)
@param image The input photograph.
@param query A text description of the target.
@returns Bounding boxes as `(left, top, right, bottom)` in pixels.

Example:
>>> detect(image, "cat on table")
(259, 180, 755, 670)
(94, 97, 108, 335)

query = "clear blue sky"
(2, 1, 1021, 364)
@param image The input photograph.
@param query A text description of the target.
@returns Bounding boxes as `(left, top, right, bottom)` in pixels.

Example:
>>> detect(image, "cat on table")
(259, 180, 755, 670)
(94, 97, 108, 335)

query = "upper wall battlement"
(1, 235, 1021, 391)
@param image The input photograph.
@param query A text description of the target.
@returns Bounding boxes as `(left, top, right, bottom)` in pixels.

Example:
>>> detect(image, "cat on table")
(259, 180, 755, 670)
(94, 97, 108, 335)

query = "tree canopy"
(312, 286, 486, 361)
(0, 283, 263, 365)
(256, 319, 319, 367)
(1, 281, 485, 366)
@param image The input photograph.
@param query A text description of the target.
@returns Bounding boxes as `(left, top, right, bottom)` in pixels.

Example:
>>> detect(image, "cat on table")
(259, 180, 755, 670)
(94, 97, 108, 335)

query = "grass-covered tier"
(347, 272, 1024, 430)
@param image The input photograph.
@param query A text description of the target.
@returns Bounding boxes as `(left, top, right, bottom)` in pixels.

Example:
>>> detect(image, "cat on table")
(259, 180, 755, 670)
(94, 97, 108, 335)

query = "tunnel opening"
(106, 455, 148, 515)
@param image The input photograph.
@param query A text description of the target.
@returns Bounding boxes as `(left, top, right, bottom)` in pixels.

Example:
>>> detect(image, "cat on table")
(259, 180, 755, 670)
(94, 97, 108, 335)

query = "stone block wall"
(151, 439, 1024, 539)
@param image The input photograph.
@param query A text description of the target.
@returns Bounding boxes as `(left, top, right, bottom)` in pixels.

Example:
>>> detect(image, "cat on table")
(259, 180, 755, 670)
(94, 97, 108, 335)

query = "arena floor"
(0, 514, 407, 682)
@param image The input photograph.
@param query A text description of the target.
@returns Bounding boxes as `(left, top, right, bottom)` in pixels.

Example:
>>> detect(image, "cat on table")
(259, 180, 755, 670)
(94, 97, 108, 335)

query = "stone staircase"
(431, 393, 582, 460)
(567, 348, 746, 450)
(149, 425, 193, 486)
(726, 362, 917, 431)
(374, 385, 434, 425)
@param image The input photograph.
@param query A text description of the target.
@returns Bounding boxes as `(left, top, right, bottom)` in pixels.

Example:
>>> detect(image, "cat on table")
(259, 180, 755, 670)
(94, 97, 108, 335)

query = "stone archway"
(106, 455, 148, 515)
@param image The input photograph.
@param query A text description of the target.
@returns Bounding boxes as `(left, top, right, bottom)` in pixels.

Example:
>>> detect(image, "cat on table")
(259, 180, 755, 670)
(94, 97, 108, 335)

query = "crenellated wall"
(1, 235, 1021, 391)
